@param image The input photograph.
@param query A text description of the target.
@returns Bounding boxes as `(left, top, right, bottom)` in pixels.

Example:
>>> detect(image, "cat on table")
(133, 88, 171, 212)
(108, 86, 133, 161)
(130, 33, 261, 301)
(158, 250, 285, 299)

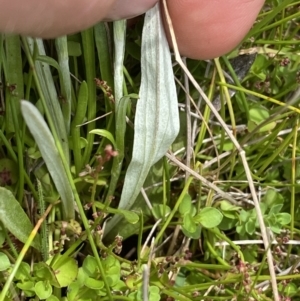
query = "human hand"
(162, 0, 265, 59)
(0, 0, 264, 59)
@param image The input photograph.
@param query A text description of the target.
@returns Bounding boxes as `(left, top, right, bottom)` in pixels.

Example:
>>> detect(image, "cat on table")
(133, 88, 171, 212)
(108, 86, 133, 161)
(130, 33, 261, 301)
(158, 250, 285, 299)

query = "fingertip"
(0, 0, 115, 38)
(163, 0, 265, 59)
(104, 0, 158, 21)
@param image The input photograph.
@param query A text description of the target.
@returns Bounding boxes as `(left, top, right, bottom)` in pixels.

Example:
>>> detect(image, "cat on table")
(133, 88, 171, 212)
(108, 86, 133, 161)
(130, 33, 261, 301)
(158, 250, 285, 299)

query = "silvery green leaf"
(21, 101, 74, 220)
(0, 187, 40, 250)
(113, 20, 126, 106)
(104, 4, 179, 236)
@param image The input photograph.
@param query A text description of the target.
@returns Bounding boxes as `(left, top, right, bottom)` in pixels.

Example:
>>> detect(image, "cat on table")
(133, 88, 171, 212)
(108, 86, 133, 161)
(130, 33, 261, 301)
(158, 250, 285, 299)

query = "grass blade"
(81, 29, 97, 166)
(24, 37, 70, 163)
(55, 36, 72, 133)
(71, 81, 88, 175)
(4, 35, 25, 202)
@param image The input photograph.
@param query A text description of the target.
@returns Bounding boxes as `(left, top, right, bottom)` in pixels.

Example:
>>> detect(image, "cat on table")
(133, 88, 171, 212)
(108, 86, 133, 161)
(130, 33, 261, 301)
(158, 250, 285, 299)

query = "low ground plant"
(0, 1, 300, 300)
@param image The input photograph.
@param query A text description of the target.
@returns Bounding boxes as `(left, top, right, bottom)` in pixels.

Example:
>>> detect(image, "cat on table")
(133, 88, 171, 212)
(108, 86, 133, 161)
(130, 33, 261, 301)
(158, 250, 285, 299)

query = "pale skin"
(0, 0, 265, 59)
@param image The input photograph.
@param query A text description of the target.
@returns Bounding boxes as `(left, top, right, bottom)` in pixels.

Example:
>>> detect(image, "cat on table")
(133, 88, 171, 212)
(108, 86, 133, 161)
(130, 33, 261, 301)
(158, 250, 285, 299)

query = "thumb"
(103, 0, 158, 21)
(163, 0, 265, 59)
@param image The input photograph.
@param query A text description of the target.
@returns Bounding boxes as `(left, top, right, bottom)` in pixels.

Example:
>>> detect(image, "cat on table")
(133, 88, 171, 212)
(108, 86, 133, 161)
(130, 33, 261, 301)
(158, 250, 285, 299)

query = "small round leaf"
(35, 281, 52, 299)
(0, 252, 10, 271)
(183, 213, 197, 233)
(194, 207, 223, 228)
(179, 194, 192, 215)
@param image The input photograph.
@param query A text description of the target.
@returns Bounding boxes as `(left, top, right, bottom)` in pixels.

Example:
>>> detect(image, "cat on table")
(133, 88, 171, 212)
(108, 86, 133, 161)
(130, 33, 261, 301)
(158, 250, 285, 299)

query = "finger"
(0, 0, 115, 37)
(103, 0, 158, 21)
(163, 0, 265, 59)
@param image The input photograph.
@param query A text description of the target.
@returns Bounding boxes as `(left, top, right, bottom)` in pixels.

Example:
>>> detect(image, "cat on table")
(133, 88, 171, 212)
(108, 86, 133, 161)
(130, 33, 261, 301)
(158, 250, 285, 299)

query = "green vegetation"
(0, 1, 300, 300)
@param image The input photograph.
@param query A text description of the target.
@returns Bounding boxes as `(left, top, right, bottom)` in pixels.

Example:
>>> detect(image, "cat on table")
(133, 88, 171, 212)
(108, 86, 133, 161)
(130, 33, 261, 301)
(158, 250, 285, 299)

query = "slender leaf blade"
(21, 101, 74, 220)
(26, 38, 69, 162)
(0, 187, 40, 249)
(105, 4, 179, 237)
(113, 20, 126, 107)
